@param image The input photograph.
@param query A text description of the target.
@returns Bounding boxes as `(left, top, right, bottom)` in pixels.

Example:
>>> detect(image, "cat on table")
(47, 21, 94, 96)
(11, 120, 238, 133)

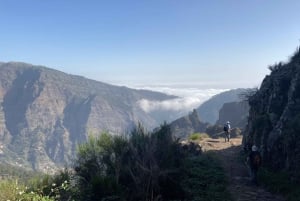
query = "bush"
(73, 124, 185, 201)
(0, 180, 21, 201)
(189, 133, 209, 141)
(181, 153, 232, 201)
(0, 123, 233, 201)
(73, 132, 127, 200)
(259, 168, 300, 201)
(0, 180, 55, 201)
(27, 168, 75, 201)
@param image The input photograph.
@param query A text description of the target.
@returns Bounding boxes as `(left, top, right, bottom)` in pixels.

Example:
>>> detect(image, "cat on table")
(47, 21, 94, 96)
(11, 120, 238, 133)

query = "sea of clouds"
(130, 84, 229, 114)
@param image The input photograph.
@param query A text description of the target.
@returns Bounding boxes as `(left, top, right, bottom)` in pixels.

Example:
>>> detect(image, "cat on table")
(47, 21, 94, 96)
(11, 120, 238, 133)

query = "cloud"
(135, 85, 228, 113)
(138, 97, 201, 113)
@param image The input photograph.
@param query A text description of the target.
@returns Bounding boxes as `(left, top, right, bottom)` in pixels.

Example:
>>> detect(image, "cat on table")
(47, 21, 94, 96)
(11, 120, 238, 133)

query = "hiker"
(223, 121, 231, 142)
(247, 145, 262, 185)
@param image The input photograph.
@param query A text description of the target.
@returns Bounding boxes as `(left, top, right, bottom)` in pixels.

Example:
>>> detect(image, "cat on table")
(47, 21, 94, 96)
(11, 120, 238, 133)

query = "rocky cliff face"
(243, 48, 300, 181)
(197, 88, 248, 124)
(216, 101, 249, 129)
(170, 109, 208, 139)
(170, 90, 250, 139)
(0, 62, 176, 171)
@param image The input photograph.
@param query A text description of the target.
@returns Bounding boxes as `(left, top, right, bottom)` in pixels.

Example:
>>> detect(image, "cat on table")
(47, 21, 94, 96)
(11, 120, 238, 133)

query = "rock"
(197, 88, 249, 124)
(216, 101, 249, 129)
(243, 47, 300, 181)
(169, 109, 208, 139)
(180, 140, 202, 156)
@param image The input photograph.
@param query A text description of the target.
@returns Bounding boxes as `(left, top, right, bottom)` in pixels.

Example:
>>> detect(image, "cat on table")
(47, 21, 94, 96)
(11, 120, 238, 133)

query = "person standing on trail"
(247, 145, 262, 185)
(223, 121, 231, 142)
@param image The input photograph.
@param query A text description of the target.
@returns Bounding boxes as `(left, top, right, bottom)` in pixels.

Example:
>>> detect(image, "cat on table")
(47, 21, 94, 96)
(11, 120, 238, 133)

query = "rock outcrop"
(243, 48, 300, 181)
(216, 101, 249, 129)
(0, 62, 176, 171)
(197, 88, 248, 124)
(170, 109, 208, 139)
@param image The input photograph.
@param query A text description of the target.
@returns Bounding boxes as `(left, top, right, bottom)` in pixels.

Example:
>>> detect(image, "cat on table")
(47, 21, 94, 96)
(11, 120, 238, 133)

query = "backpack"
(252, 153, 261, 167)
(223, 125, 228, 132)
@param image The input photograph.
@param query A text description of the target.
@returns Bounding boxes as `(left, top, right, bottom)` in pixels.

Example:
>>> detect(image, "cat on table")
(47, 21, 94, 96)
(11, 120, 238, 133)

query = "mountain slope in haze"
(243, 48, 300, 181)
(0, 62, 176, 171)
(216, 101, 249, 128)
(197, 88, 248, 124)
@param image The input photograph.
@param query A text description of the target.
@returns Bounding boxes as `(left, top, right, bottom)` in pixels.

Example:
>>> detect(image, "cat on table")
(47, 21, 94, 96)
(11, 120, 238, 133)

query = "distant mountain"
(168, 89, 250, 139)
(196, 88, 248, 124)
(216, 101, 249, 129)
(0, 62, 176, 171)
(243, 48, 300, 181)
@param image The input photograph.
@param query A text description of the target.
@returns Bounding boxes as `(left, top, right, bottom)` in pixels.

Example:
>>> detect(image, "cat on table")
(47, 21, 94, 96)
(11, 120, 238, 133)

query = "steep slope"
(243, 48, 300, 181)
(0, 62, 176, 171)
(197, 88, 248, 124)
(216, 100, 249, 128)
(170, 109, 208, 139)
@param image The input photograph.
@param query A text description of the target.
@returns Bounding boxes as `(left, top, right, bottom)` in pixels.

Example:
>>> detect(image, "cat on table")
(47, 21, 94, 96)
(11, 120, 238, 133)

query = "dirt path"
(199, 136, 286, 201)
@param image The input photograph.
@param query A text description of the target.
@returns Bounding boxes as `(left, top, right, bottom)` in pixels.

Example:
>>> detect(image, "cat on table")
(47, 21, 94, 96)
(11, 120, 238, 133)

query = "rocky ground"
(199, 136, 286, 201)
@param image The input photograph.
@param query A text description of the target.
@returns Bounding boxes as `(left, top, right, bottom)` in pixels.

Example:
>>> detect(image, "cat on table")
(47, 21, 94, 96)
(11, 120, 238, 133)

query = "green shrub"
(0, 180, 20, 201)
(259, 168, 300, 201)
(181, 153, 232, 201)
(0, 180, 55, 201)
(72, 123, 232, 201)
(27, 168, 75, 201)
(73, 123, 185, 201)
(74, 132, 127, 200)
(0, 123, 234, 201)
(189, 133, 209, 141)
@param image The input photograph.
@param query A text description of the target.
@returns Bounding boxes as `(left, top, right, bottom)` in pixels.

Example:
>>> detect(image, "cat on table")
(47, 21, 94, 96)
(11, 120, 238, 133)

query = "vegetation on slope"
(259, 168, 300, 201)
(182, 153, 232, 201)
(0, 123, 231, 201)
(0, 62, 177, 171)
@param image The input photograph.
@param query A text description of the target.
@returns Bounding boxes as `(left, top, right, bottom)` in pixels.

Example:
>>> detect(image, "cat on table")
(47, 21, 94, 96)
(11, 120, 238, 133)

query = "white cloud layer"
(133, 85, 228, 113)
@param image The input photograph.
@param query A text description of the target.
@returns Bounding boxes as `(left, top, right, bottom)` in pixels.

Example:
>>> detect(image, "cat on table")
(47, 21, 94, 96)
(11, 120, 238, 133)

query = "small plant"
(0, 179, 60, 201)
(0, 180, 21, 201)
(17, 190, 54, 201)
(189, 132, 209, 141)
(21, 179, 72, 201)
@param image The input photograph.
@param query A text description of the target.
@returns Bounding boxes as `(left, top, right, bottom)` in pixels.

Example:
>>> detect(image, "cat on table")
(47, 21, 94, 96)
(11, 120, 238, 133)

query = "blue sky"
(1, 0, 300, 89)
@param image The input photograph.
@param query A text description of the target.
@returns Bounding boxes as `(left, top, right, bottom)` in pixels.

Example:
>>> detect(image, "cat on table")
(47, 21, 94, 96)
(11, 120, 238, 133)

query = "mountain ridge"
(0, 62, 177, 171)
(197, 88, 249, 124)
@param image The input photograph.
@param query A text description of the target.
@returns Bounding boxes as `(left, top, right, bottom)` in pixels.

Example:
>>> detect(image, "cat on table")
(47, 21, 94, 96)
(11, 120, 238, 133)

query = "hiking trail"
(199, 136, 286, 201)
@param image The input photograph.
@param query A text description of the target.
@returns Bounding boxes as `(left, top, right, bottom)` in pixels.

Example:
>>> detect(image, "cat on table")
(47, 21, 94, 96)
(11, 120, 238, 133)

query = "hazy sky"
(1, 0, 300, 89)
